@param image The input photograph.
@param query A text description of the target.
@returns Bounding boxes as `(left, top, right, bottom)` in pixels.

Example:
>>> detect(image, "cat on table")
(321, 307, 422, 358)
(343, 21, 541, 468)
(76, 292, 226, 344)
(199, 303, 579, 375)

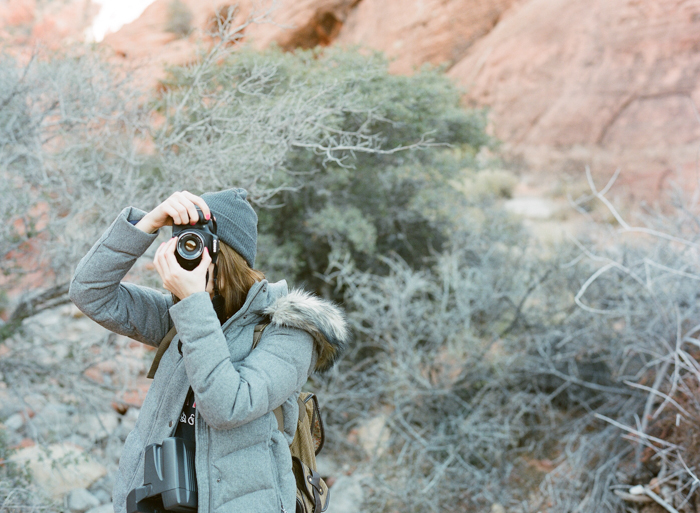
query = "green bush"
(158, 46, 493, 292)
(165, 0, 193, 38)
(0, 425, 46, 512)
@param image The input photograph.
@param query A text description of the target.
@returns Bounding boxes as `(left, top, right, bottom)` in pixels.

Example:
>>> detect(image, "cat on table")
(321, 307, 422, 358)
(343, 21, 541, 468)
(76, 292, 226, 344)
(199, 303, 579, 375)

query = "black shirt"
(174, 387, 196, 442)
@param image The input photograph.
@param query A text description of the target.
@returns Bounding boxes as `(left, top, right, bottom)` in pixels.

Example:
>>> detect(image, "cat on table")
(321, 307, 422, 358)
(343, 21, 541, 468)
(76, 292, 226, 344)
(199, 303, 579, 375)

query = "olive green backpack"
(253, 322, 330, 513)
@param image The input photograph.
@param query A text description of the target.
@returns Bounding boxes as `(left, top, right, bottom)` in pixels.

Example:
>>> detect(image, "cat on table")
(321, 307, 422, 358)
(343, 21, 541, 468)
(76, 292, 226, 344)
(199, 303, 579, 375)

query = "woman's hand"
(154, 237, 213, 300)
(135, 191, 211, 234)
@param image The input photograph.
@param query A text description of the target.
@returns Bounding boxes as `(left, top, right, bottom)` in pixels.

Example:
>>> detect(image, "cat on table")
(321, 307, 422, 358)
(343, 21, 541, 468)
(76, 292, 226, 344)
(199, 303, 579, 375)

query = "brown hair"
(216, 241, 265, 320)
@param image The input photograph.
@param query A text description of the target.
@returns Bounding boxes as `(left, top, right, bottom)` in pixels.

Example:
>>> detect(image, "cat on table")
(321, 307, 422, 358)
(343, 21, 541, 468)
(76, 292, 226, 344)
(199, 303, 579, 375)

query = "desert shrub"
(311, 171, 700, 513)
(2, 12, 486, 327)
(165, 0, 193, 38)
(156, 44, 492, 292)
(313, 205, 569, 511)
(0, 425, 50, 512)
(528, 178, 700, 512)
(456, 168, 519, 201)
(316, 207, 544, 510)
(243, 49, 492, 290)
(0, 51, 151, 287)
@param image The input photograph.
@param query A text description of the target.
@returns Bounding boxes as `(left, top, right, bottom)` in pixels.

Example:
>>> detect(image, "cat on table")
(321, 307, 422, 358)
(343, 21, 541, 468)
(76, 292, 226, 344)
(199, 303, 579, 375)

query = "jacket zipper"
(251, 281, 284, 512)
(208, 416, 213, 513)
(267, 434, 285, 513)
(182, 282, 267, 511)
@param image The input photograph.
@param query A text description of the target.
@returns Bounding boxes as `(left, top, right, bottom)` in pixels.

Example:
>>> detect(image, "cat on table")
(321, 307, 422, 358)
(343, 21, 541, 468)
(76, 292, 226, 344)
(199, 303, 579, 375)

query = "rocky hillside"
(3, 0, 698, 197)
(97, 0, 700, 199)
(450, 0, 700, 199)
(0, 0, 96, 50)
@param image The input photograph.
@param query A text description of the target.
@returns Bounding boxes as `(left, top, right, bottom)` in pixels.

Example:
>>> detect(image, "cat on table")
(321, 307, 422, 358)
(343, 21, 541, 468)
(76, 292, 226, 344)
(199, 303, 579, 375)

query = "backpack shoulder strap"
(252, 321, 270, 350)
(272, 397, 306, 433)
(147, 327, 177, 379)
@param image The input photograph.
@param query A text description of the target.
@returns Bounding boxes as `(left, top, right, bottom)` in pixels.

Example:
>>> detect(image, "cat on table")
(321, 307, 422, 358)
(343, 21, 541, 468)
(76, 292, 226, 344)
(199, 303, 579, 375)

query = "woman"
(69, 189, 348, 513)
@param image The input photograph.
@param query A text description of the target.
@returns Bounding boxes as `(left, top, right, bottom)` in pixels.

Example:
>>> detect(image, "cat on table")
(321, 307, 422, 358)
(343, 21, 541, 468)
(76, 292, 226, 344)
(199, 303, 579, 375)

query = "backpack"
(253, 322, 331, 513)
(147, 324, 331, 513)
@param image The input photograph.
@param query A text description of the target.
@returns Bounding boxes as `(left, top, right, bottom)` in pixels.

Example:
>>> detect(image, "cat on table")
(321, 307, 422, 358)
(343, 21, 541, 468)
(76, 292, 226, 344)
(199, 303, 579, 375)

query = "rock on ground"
(4, 412, 25, 431)
(12, 443, 108, 499)
(315, 454, 341, 478)
(356, 415, 391, 457)
(326, 474, 365, 513)
(66, 488, 100, 513)
(85, 504, 114, 513)
(75, 412, 120, 442)
(31, 402, 73, 439)
(89, 473, 115, 500)
(91, 488, 111, 505)
(0, 388, 23, 419)
(504, 197, 556, 220)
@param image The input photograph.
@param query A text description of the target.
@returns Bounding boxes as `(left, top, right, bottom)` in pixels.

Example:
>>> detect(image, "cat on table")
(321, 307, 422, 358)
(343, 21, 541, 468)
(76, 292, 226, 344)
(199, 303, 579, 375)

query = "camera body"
(172, 207, 219, 270)
(126, 437, 197, 513)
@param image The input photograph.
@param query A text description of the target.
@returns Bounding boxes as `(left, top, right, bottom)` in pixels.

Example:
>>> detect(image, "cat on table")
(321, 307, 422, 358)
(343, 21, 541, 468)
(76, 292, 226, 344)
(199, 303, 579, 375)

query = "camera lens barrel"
(171, 209, 218, 270)
(176, 231, 205, 270)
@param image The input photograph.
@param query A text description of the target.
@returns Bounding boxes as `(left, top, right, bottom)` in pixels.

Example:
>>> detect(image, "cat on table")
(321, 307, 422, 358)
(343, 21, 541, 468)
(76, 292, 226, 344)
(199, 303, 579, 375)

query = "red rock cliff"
(448, 0, 700, 196)
(6, 0, 700, 196)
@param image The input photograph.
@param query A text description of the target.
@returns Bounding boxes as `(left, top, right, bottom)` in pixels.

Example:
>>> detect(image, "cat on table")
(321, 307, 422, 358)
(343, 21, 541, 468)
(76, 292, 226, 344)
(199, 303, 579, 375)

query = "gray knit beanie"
(201, 188, 258, 268)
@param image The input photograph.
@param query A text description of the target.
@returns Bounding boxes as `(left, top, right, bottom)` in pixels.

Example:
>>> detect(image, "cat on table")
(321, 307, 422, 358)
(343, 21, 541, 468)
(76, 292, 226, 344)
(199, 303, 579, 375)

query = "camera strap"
(211, 263, 228, 325)
(147, 327, 177, 379)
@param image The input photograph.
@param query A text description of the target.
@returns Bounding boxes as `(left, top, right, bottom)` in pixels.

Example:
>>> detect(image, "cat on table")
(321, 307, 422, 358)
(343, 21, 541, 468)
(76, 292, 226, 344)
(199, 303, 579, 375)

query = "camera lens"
(176, 232, 204, 262)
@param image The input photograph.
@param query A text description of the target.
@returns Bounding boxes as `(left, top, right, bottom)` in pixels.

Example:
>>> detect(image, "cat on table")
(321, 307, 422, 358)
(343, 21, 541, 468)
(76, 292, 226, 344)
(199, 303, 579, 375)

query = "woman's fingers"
(174, 192, 200, 225)
(167, 197, 191, 225)
(153, 242, 164, 276)
(161, 204, 181, 226)
(155, 239, 170, 263)
(163, 237, 181, 271)
(160, 238, 177, 279)
(197, 247, 212, 271)
(153, 240, 171, 287)
(160, 191, 209, 226)
(205, 262, 215, 294)
(153, 237, 210, 298)
(190, 248, 212, 287)
(181, 191, 211, 221)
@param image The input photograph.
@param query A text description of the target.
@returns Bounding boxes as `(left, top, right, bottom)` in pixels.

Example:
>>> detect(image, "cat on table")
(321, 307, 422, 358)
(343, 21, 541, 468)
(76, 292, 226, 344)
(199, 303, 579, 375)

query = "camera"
(172, 207, 219, 270)
(126, 437, 197, 513)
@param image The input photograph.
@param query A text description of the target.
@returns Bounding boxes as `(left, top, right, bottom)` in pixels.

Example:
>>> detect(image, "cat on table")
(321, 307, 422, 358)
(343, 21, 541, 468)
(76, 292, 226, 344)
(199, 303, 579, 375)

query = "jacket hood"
(262, 288, 349, 373)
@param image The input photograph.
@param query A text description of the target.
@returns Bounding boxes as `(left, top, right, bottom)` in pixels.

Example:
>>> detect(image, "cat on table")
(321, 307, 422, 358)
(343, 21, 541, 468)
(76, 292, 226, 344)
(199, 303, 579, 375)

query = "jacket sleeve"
(169, 292, 314, 431)
(68, 206, 174, 347)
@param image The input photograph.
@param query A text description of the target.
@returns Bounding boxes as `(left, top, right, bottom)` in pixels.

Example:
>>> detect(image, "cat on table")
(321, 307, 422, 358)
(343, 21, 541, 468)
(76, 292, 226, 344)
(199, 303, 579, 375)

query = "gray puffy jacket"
(69, 207, 348, 513)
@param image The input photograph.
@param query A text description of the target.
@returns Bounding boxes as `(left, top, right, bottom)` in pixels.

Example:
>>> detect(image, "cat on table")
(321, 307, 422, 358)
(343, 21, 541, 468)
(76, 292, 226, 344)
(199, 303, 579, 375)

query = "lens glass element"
(177, 232, 204, 261)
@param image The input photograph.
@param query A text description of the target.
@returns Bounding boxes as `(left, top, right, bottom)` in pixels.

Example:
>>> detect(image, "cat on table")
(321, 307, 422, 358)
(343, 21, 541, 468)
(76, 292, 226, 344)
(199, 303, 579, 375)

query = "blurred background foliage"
(156, 46, 492, 292)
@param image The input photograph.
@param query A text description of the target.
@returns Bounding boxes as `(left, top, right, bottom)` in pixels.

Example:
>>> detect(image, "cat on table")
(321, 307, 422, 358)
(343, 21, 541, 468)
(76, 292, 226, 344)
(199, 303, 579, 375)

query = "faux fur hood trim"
(262, 289, 349, 373)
